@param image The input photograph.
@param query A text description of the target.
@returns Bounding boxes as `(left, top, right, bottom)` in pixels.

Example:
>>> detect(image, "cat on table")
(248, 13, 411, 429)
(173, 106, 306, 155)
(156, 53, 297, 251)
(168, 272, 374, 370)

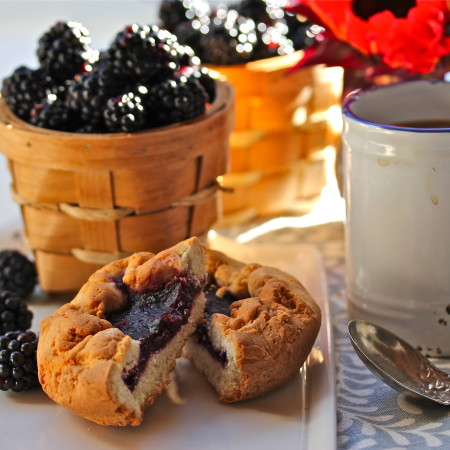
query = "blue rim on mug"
(342, 79, 450, 133)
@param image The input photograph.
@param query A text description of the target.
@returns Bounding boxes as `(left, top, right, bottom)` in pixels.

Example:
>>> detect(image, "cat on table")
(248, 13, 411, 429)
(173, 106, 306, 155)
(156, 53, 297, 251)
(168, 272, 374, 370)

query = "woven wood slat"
(209, 53, 343, 219)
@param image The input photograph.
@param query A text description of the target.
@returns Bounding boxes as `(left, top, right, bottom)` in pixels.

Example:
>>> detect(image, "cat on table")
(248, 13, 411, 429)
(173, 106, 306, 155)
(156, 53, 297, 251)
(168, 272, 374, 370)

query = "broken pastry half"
(183, 248, 321, 403)
(37, 237, 207, 426)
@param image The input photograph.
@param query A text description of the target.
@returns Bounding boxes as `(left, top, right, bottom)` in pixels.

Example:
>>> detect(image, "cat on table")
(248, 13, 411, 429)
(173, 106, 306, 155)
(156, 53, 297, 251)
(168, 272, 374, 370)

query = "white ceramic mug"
(342, 80, 450, 357)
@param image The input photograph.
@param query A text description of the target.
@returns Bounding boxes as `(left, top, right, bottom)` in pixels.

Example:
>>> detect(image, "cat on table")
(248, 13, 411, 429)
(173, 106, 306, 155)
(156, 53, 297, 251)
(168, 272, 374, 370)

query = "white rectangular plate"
(0, 232, 336, 450)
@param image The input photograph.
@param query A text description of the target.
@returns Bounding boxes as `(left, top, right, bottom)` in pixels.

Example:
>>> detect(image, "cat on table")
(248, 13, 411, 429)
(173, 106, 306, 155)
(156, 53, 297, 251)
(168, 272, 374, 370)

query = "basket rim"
(0, 79, 233, 139)
(207, 50, 305, 73)
(0, 80, 234, 170)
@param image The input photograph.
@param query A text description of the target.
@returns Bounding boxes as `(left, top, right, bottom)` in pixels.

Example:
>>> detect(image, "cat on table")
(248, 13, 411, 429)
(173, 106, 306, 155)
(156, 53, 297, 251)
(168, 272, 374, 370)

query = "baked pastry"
(183, 249, 321, 402)
(37, 237, 207, 426)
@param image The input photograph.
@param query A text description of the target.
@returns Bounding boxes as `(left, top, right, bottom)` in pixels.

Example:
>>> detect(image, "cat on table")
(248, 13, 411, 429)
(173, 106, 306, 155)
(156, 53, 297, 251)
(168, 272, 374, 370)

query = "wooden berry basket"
(0, 81, 234, 293)
(209, 52, 343, 220)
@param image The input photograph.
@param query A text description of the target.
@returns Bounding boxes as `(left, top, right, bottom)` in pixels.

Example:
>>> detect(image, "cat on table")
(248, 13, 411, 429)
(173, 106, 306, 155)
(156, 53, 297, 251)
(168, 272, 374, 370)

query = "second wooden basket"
(210, 52, 343, 221)
(0, 81, 234, 293)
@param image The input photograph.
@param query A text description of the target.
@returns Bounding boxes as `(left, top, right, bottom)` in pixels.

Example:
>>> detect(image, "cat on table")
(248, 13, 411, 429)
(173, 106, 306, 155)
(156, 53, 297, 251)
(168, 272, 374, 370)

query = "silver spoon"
(348, 319, 450, 405)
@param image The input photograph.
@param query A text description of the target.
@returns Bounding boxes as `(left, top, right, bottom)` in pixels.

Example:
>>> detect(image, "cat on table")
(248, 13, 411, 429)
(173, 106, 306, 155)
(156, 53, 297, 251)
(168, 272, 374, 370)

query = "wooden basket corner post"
(0, 81, 234, 293)
(211, 54, 343, 222)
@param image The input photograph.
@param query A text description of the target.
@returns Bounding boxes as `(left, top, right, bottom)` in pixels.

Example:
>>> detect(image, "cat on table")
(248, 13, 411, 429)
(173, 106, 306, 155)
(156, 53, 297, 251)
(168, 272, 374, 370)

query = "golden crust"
(206, 249, 261, 298)
(37, 237, 207, 426)
(186, 249, 321, 402)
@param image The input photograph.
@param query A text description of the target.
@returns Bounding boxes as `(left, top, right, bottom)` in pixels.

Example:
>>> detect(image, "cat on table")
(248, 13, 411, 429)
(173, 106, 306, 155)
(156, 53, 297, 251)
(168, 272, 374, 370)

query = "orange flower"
(289, 0, 450, 73)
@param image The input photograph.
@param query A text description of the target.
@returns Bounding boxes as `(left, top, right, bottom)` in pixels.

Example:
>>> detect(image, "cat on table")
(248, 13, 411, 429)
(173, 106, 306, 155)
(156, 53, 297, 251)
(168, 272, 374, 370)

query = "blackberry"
(182, 66, 216, 103)
(103, 92, 147, 133)
(30, 94, 76, 131)
(175, 44, 201, 67)
(0, 291, 33, 334)
(235, 0, 273, 24)
(47, 80, 71, 102)
(0, 250, 37, 298)
(253, 21, 295, 60)
(284, 13, 315, 50)
(66, 66, 127, 126)
(197, 8, 258, 65)
(173, 17, 209, 51)
(146, 76, 208, 126)
(74, 123, 106, 134)
(37, 21, 95, 83)
(159, 0, 210, 31)
(104, 24, 179, 84)
(1, 66, 54, 121)
(0, 330, 40, 392)
(235, 0, 300, 56)
(235, 0, 294, 28)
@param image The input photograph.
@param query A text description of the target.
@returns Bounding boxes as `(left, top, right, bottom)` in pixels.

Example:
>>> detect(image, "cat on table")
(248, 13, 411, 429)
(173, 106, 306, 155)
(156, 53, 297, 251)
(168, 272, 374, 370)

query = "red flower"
(288, 0, 450, 74)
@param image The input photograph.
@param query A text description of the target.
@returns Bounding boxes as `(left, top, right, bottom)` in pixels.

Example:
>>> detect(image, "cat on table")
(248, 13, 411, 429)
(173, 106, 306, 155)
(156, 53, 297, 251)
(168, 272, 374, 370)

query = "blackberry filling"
(195, 283, 237, 366)
(107, 274, 201, 390)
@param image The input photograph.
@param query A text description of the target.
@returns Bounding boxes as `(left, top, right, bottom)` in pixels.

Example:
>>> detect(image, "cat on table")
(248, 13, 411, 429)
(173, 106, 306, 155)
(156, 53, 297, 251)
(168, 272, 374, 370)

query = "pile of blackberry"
(159, 0, 316, 65)
(0, 250, 37, 299)
(1, 22, 214, 133)
(0, 330, 39, 392)
(0, 291, 33, 334)
(0, 293, 39, 392)
(0, 252, 40, 393)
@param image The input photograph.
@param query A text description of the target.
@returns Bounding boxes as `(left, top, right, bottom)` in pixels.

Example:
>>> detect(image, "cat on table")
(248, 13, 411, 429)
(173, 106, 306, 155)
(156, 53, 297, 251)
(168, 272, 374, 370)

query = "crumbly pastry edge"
(184, 248, 321, 403)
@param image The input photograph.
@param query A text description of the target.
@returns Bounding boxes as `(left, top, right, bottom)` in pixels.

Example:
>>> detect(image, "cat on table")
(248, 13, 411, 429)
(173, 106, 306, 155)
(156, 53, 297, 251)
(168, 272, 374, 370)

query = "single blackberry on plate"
(37, 21, 95, 83)
(181, 66, 216, 103)
(1, 66, 54, 121)
(0, 291, 33, 334)
(197, 8, 258, 65)
(146, 76, 208, 126)
(30, 94, 76, 131)
(105, 24, 179, 84)
(104, 92, 147, 133)
(0, 250, 37, 299)
(66, 66, 127, 126)
(0, 330, 40, 392)
(159, 0, 210, 31)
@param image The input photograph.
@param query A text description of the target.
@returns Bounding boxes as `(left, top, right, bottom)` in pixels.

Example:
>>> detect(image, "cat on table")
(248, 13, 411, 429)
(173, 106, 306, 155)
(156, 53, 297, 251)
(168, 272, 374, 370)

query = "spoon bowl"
(348, 319, 450, 406)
